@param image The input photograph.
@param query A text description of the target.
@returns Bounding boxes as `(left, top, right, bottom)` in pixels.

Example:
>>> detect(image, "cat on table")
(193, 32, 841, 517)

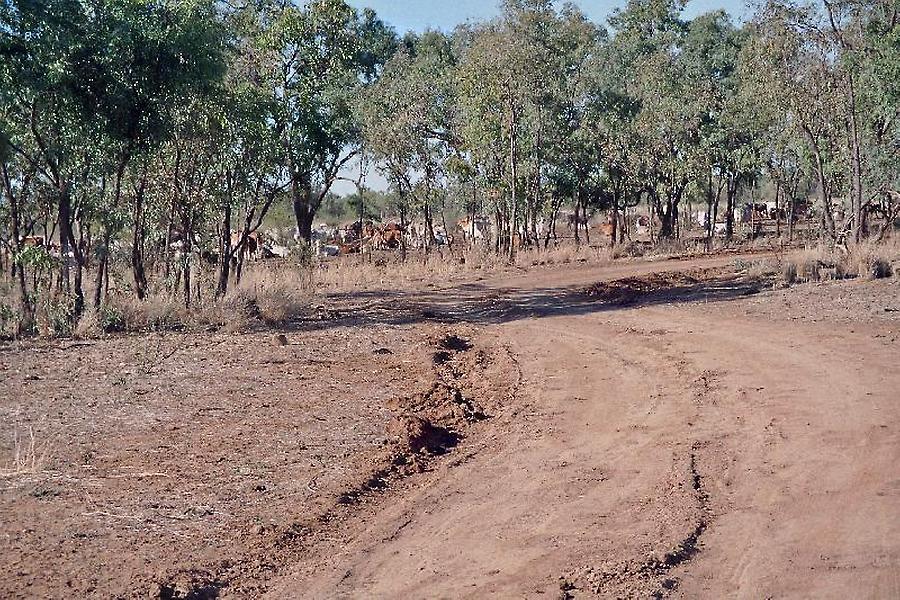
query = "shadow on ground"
(287, 267, 766, 333)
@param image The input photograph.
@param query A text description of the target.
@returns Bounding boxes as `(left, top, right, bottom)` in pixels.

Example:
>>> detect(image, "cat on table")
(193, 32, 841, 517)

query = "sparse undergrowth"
(742, 239, 898, 287)
(4, 238, 898, 340)
(6, 245, 613, 339)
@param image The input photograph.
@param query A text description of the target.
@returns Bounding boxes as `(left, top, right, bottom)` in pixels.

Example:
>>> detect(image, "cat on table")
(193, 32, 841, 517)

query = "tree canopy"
(1, 0, 898, 326)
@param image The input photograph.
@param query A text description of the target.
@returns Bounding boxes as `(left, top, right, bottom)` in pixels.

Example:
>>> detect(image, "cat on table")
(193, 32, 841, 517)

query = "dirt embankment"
(0, 324, 518, 599)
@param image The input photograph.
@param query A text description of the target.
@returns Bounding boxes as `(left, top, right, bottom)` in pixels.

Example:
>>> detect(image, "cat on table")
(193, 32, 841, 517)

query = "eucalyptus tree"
(681, 10, 754, 240)
(1, 0, 98, 314)
(589, 59, 653, 242)
(606, 0, 707, 239)
(516, 3, 607, 246)
(207, 3, 288, 297)
(1, 0, 228, 311)
(259, 0, 395, 243)
(455, 0, 590, 256)
(455, 19, 531, 257)
(360, 30, 457, 256)
(840, 0, 900, 238)
(813, 0, 900, 240)
(742, 0, 845, 240)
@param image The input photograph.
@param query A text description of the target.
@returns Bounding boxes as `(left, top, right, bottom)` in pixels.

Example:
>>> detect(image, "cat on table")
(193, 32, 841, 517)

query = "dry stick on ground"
(136, 337, 182, 375)
(104, 472, 173, 479)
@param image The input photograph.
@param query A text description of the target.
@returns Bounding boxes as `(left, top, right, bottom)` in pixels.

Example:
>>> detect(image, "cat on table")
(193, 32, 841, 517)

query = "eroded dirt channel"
(2, 253, 899, 598)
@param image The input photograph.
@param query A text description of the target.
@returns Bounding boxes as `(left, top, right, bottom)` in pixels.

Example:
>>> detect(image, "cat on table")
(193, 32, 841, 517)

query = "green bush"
(0, 303, 18, 338)
(98, 304, 126, 332)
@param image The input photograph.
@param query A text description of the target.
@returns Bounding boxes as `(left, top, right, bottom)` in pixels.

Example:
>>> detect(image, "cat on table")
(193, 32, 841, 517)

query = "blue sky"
(347, 0, 752, 34)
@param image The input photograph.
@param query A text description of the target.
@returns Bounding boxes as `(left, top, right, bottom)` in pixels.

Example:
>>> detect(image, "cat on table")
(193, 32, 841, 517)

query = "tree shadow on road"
(285, 269, 767, 333)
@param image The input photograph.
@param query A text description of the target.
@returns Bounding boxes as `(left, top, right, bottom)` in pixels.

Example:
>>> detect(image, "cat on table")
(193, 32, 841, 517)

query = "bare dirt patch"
(3, 252, 898, 599)
(583, 266, 764, 307)
(0, 323, 516, 599)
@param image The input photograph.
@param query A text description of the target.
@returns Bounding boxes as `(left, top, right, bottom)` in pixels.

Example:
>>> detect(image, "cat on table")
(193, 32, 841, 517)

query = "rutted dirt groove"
(566, 448, 712, 599)
(146, 329, 519, 599)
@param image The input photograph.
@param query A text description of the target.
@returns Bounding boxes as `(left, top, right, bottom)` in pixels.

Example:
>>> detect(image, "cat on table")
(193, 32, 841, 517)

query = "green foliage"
(13, 245, 56, 272)
(262, 0, 396, 185)
(2, 0, 898, 335)
(97, 303, 126, 333)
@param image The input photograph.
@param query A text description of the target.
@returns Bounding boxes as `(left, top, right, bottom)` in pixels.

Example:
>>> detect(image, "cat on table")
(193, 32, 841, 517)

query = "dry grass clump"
(847, 239, 897, 280)
(742, 257, 781, 279)
(319, 254, 472, 291)
(107, 294, 190, 332)
(314, 243, 610, 293)
(84, 265, 313, 334)
(0, 422, 53, 480)
(611, 241, 651, 259)
(73, 309, 103, 339)
(780, 238, 898, 285)
(780, 246, 845, 284)
(224, 266, 311, 325)
(315, 250, 468, 292)
(525, 244, 611, 266)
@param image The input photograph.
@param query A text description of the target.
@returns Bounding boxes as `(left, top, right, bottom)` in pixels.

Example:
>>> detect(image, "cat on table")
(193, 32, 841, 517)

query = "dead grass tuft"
(98, 266, 312, 333)
(315, 244, 611, 293)
(74, 309, 103, 339)
(225, 266, 311, 325)
(0, 423, 52, 479)
(108, 294, 189, 332)
(846, 239, 898, 280)
(776, 238, 899, 285)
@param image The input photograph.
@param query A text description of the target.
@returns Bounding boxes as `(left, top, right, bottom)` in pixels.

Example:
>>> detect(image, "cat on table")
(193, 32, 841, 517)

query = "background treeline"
(1, 0, 898, 331)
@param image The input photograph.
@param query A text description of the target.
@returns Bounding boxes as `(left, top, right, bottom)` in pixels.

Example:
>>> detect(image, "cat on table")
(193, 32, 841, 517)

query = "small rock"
(274, 334, 288, 346)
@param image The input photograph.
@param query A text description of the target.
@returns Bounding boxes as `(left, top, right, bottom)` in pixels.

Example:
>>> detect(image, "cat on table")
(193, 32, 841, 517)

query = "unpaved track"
(264, 253, 900, 599)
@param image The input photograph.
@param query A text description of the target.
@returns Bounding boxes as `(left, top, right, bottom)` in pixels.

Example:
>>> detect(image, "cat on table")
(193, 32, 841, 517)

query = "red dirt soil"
(2, 253, 899, 598)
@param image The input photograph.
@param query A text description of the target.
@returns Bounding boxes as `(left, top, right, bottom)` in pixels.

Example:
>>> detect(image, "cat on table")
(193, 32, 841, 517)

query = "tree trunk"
(812, 148, 836, 240)
(659, 198, 675, 239)
(292, 172, 316, 244)
(705, 171, 714, 247)
(847, 72, 863, 244)
(774, 178, 782, 239)
(787, 184, 797, 243)
(57, 186, 71, 297)
(507, 89, 518, 263)
(182, 219, 193, 308)
(131, 168, 148, 300)
(399, 200, 408, 262)
(216, 176, 233, 299)
(1, 164, 34, 332)
(583, 208, 591, 245)
(725, 173, 738, 241)
(93, 230, 109, 309)
(423, 200, 436, 254)
(544, 194, 562, 249)
(73, 220, 85, 317)
(610, 185, 620, 249)
(57, 182, 85, 317)
(573, 190, 581, 246)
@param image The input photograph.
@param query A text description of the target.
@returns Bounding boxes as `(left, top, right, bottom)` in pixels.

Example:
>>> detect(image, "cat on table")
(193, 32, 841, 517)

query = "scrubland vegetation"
(1, 0, 898, 339)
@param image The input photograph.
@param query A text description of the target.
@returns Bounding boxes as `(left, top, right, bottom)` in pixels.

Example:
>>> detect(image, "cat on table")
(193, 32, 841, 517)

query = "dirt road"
(2, 253, 898, 598)
(269, 256, 900, 598)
